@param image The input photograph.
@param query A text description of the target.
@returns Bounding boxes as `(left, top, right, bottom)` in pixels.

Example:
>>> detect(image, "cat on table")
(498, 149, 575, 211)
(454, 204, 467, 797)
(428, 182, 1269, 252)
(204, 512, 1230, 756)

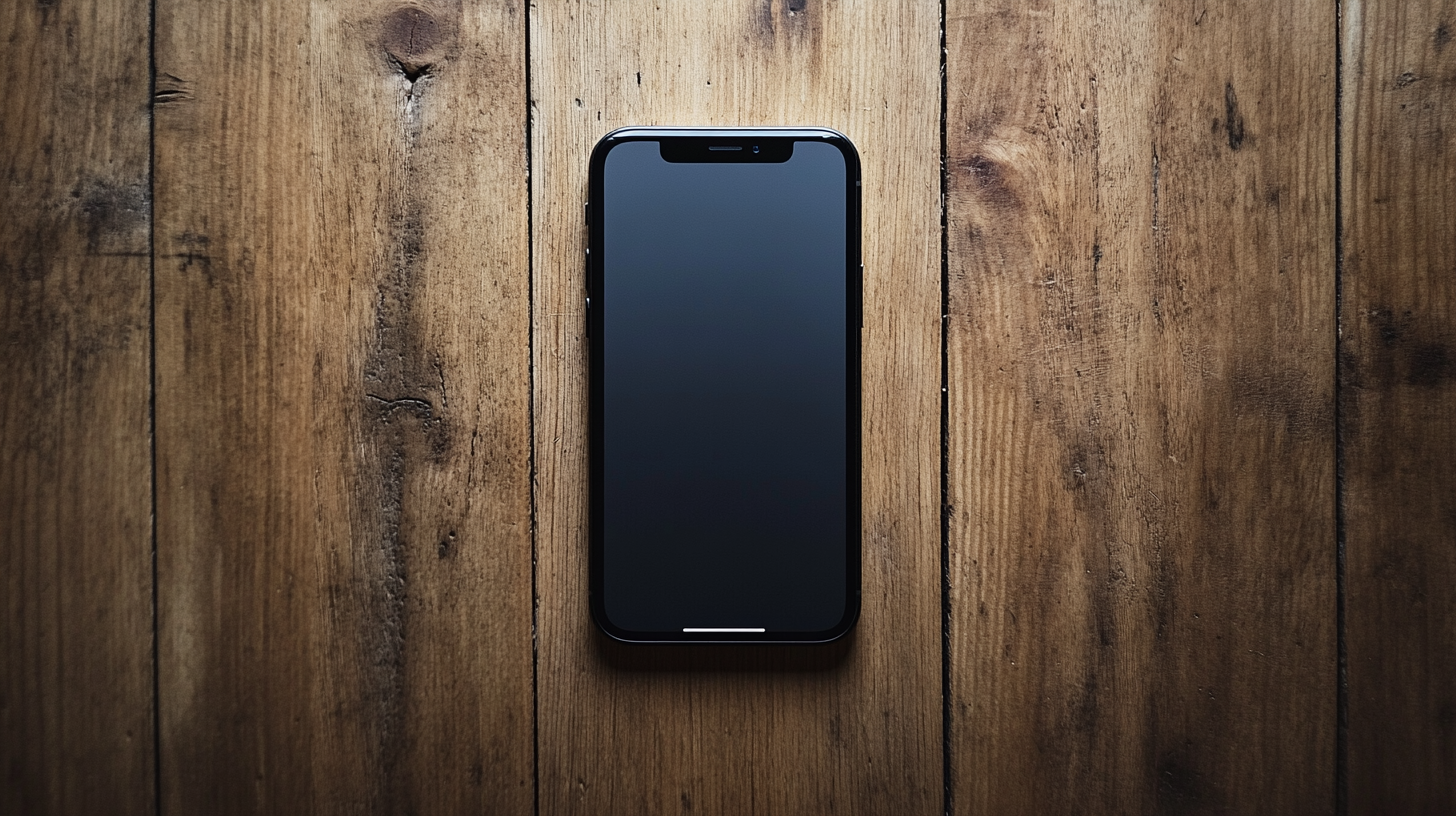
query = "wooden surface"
(153, 0, 534, 812)
(530, 2, 943, 814)
(1343, 0, 1456, 811)
(944, 0, 1338, 812)
(3, 0, 1453, 814)
(1, 0, 155, 814)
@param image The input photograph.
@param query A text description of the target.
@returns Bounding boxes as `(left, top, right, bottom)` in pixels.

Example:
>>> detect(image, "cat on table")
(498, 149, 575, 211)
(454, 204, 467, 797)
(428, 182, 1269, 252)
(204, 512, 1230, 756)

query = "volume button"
(585, 201, 593, 339)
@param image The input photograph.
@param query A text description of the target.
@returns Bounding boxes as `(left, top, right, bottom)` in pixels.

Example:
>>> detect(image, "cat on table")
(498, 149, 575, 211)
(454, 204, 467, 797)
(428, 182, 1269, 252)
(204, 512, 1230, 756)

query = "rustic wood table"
(4, 1, 1453, 813)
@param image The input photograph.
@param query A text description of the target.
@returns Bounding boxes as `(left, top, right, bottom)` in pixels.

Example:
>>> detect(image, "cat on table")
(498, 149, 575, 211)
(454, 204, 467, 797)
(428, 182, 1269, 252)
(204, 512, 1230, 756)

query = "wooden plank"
(0, 0, 155, 813)
(1343, 0, 1456, 810)
(153, 1, 533, 812)
(944, 0, 1336, 812)
(530, 2, 943, 813)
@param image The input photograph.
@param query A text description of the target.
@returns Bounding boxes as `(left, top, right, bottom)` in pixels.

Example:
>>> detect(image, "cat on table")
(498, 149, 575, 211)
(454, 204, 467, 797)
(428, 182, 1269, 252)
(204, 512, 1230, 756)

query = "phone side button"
(585, 297, 591, 338)
(858, 264, 865, 328)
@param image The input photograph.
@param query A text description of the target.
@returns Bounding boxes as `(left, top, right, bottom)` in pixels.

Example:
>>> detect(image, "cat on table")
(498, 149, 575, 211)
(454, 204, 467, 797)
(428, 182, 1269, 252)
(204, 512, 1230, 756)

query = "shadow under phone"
(593, 623, 855, 673)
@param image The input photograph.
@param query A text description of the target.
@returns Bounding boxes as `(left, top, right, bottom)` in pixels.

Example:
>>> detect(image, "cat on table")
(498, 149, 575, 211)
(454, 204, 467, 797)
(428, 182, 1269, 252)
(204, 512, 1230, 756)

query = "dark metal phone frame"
(585, 126, 863, 645)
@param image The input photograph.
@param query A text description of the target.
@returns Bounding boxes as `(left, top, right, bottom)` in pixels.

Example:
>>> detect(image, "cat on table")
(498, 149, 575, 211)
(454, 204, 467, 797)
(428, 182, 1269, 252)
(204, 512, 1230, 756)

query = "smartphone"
(587, 127, 861, 644)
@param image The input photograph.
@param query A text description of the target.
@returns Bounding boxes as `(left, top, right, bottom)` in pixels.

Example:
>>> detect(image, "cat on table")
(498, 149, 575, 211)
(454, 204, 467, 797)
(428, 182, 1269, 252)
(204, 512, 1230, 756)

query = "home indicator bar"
(682, 628, 766, 633)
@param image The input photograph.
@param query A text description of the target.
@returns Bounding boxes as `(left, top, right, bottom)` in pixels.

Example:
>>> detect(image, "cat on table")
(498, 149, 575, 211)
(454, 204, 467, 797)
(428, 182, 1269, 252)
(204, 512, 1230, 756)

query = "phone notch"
(660, 137, 793, 163)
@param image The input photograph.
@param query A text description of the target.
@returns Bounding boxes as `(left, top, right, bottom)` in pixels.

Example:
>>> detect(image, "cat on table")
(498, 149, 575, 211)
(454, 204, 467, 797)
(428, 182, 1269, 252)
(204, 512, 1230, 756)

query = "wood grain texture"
(530, 1, 943, 813)
(17, 2, 1456, 810)
(153, 0, 533, 812)
(1343, 0, 1456, 811)
(944, 0, 1336, 812)
(1, 0, 155, 813)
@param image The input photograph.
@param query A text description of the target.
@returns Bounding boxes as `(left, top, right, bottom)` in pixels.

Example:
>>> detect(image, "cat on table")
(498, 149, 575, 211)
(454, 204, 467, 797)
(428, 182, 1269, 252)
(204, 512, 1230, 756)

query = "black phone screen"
(588, 129, 861, 643)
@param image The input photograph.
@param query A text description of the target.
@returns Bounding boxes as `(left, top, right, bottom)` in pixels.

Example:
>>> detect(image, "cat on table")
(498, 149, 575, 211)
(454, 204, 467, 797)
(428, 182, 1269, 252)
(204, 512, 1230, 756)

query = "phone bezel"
(586, 126, 863, 645)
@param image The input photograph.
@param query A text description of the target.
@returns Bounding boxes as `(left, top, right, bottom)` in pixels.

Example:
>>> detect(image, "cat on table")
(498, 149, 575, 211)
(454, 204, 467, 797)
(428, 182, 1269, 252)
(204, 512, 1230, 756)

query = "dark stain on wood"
(1223, 83, 1245, 151)
(966, 154, 1021, 212)
(2, 183, 150, 394)
(1407, 342, 1454, 388)
(362, 428, 411, 795)
(1360, 306, 1456, 390)
(355, 25, 461, 793)
(364, 208, 450, 456)
(361, 273, 428, 787)
(1435, 21, 1451, 52)
(1371, 305, 1409, 346)
(75, 178, 150, 255)
(1154, 750, 1213, 812)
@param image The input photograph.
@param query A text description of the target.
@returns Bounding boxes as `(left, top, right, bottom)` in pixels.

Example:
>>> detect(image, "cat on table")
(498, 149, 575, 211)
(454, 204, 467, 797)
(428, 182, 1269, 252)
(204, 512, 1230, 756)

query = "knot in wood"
(966, 154, 1019, 211)
(382, 6, 442, 80)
